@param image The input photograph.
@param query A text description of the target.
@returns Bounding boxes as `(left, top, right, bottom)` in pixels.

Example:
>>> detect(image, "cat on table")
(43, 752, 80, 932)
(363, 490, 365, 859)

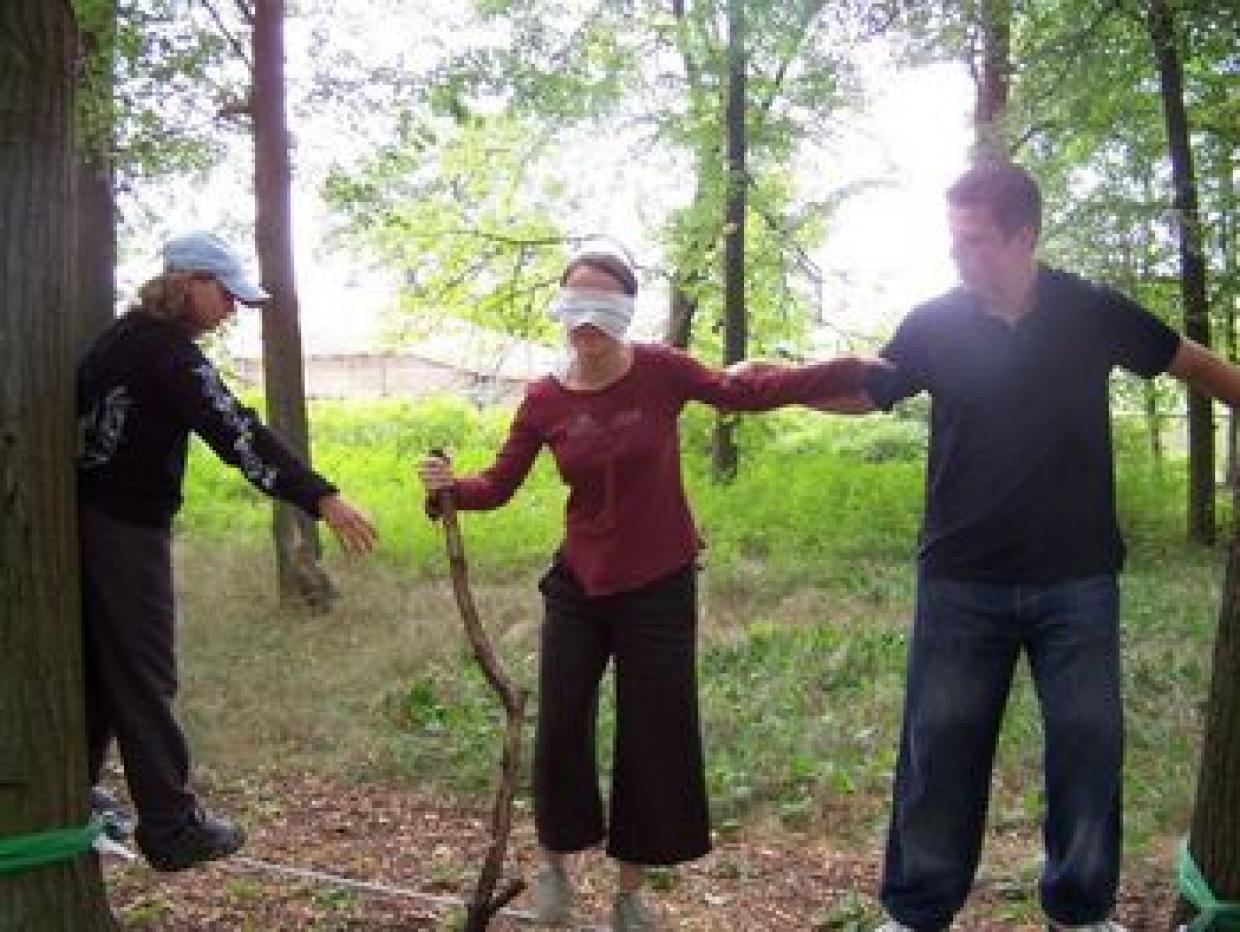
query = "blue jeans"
(880, 572, 1123, 930)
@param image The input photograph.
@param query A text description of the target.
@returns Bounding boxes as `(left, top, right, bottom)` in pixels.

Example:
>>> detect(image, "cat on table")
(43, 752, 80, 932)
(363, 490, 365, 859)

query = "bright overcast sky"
(119, 14, 974, 358)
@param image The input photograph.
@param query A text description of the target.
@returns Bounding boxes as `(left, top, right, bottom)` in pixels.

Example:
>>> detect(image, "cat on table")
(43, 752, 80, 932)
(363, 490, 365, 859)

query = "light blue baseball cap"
(163, 231, 270, 305)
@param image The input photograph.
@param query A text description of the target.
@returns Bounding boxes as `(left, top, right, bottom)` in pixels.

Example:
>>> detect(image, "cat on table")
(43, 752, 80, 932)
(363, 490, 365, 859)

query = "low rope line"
(228, 855, 537, 922)
(1178, 840, 1240, 931)
(0, 814, 108, 876)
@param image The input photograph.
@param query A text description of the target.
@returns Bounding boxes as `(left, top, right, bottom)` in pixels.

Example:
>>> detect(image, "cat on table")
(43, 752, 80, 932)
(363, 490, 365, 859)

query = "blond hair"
(128, 270, 202, 322)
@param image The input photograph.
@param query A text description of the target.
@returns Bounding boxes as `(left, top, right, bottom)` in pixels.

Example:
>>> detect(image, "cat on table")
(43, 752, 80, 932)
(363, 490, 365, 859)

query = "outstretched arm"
(1167, 338, 1240, 406)
(165, 347, 337, 514)
(671, 347, 881, 412)
(725, 357, 885, 414)
(416, 398, 543, 515)
(809, 389, 878, 414)
(318, 494, 378, 555)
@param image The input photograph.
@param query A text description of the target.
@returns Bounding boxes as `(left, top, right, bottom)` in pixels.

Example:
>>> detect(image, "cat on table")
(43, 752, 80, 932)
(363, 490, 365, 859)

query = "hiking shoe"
(90, 786, 134, 841)
(533, 862, 572, 926)
(136, 807, 245, 872)
(1047, 922, 1128, 931)
(612, 889, 659, 931)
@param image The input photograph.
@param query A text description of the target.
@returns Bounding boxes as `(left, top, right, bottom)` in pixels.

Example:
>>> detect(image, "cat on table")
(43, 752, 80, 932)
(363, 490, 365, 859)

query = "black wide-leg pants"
(533, 558, 711, 866)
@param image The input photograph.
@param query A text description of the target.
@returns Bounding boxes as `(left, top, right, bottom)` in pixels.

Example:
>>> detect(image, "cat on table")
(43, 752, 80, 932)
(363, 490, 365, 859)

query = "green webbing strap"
(0, 814, 108, 876)
(1179, 839, 1240, 931)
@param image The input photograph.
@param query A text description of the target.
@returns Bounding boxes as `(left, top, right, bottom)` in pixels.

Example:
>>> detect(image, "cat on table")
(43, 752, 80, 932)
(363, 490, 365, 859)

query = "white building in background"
(228, 279, 559, 403)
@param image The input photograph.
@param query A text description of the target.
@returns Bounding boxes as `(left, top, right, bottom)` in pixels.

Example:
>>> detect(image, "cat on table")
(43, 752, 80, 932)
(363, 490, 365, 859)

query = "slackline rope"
(0, 815, 109, 876)
(228, 855, 537, 922)
(16, 818, 1233, 931)
(1178, 839, 1240, 931)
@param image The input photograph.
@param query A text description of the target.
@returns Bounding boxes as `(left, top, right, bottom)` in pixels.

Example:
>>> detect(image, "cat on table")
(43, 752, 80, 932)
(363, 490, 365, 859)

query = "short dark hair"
(561, 250, 638, 296)
(946, 163, 1042, 238)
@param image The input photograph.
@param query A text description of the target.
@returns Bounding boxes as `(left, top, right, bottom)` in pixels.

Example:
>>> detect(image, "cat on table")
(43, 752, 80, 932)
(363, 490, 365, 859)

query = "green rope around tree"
(0, 814, 108, 876)
(1180, 839, 1240, 931)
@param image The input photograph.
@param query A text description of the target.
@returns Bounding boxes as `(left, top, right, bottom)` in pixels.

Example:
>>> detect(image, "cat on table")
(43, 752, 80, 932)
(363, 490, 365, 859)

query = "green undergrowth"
(173, 395, 1225, 861)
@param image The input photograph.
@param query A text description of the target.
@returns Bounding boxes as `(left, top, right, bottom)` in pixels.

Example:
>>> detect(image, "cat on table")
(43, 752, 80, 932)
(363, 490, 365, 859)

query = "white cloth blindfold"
(548, 288, 635, 340)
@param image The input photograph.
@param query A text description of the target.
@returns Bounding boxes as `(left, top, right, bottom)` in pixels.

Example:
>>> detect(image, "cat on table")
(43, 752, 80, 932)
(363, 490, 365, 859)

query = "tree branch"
(756, 0, 829, 122)
(1008, 0, 1127, 126)
(430, 483, 528, 931)
(198, 0, 251, 69)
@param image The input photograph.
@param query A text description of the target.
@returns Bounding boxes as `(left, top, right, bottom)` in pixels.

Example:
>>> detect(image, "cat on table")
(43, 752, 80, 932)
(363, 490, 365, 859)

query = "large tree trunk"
(252, 0, 335, 608)
(76, 0, 117, 357)
(0, 1, 115, 926)
(711, 0, 746, 481)
(971, 0, 1011, 163)
(1147, 0, 1215, 544)
(1173, 485, 1240, 927)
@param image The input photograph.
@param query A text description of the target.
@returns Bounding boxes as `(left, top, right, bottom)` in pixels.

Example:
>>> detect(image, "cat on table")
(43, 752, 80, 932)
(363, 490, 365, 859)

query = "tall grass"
(174, 394, 1223, 860)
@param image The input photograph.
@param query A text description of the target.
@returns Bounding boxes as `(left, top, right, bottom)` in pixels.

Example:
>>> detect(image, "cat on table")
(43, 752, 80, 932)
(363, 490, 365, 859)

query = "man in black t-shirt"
(817, 164, 1240, 932)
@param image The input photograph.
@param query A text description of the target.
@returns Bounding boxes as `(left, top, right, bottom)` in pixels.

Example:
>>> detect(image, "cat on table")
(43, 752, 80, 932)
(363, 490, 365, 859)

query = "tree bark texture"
(76, 0, 117, 358)
(971, 0, 1011, 163)
(0, 0, 116, 926)
(1219, 147, 1237, 488)
(712, 0, 747, 481)
(1174, 488, 1240, 927)
(251, 0, 334, 607)
(665, 282, 697, 349)
(1147, 0, 1215, 544)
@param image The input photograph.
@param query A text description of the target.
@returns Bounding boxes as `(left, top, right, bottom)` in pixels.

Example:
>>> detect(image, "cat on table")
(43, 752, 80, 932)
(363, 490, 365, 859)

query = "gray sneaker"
(533, 863, 571, 926)
(612, 889, 658, 931)
(1048, 922, 1128, 932)
(90, 786, 134, 841)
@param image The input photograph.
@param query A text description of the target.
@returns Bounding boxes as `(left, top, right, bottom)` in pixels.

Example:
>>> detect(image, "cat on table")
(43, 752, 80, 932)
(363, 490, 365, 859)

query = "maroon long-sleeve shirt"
(450, 342, 869, 596)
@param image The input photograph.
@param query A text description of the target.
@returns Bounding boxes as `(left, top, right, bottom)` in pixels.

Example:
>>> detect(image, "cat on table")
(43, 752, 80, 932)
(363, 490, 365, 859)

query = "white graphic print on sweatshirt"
(191, 363, 279, 491)
(79, 385, 133, 469)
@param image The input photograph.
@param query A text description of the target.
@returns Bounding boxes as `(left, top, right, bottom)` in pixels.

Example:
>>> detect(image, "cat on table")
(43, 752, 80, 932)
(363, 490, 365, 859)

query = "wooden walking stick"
(428, 449, 529, 930)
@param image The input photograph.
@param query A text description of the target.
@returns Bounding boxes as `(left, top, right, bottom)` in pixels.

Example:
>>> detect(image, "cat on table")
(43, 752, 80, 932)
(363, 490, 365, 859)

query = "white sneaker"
(874, 921, 916, 932)
(533, 864, 571, 926)
(612, 888, 659, 931)
(1048, 921, 1128, 931)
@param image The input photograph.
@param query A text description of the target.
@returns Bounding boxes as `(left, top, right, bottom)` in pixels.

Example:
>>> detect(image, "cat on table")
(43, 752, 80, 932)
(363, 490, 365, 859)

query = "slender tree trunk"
(1218, 146, 1238, 489)
(666, 160, 709, 349)
(1172, 483, 1240, 927)
(1147, 0, 1215, 544)
(252, 0, 334, 607)
(971, 0, 1011, 163)
(666, 280, 698, 348)
(666, 1, 708, 351)
(1144, 382, 1165, 470)
(1136, 170, 1164, 470)
(712, 0, 746, 481)
(0, 1, 115, 926)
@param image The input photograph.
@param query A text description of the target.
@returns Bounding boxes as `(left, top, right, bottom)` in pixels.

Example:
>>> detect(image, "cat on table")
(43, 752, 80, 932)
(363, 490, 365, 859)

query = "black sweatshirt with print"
(77, 311, 337, 527)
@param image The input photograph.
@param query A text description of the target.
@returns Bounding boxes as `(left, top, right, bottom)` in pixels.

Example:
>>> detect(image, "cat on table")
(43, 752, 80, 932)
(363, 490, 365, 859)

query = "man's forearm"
(811, 390, 877, 414)
(1168, 339, 1240, 407)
